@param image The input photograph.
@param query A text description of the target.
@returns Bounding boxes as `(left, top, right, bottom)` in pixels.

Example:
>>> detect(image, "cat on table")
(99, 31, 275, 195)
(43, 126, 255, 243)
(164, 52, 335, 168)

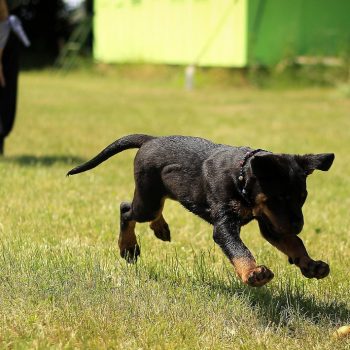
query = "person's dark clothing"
(0, 31, 19, 152)
(7, 0, 24, 10)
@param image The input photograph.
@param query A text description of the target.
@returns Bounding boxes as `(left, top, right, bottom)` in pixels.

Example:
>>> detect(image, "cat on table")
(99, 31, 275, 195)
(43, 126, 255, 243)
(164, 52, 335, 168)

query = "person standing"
(0, 0, 29, 155)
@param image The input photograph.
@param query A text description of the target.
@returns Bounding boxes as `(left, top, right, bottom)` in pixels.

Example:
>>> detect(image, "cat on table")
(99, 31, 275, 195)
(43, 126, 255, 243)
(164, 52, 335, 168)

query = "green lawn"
(0, 69, 350, 349)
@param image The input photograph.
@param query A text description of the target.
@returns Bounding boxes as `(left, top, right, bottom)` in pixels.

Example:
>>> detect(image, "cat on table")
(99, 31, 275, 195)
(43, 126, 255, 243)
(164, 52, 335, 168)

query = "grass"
(0, 68, 350, 349)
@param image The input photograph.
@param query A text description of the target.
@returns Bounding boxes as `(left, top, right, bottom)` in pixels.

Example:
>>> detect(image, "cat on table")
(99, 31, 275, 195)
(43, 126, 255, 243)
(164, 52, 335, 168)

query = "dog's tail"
(67, 134, 155, 176)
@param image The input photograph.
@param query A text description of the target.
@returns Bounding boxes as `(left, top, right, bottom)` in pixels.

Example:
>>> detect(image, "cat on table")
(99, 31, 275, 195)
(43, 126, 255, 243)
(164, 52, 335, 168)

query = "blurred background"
(13, 0, 92, 68)
(16, 0, 350, 88)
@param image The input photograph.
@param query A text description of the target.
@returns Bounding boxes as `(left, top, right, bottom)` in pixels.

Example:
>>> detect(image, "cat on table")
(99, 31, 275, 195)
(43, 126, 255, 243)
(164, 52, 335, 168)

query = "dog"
(67, 134, 334, 287)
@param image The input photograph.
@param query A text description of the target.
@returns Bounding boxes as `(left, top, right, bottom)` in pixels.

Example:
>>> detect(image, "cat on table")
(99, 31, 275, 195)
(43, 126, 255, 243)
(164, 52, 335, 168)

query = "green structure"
(94, 0, 350, 67)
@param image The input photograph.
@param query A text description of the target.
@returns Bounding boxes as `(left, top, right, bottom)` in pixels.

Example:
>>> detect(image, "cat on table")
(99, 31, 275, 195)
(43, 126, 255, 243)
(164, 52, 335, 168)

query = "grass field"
(0, 68, 350, 349)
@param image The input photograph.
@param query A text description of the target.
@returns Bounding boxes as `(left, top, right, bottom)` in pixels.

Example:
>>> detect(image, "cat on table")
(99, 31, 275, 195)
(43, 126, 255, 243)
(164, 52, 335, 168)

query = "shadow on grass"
(0, 154, 86, 167)
(240, 284, 349, 327)
(141, 256, 350, 328)
(204, 277, 350, 328)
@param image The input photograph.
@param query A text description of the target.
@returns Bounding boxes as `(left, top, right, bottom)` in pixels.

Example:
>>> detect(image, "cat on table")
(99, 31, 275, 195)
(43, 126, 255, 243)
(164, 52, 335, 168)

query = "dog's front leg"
(277, 235, 329, 279)
(213, 218, 274, 287)
(258, 222, 330, 279)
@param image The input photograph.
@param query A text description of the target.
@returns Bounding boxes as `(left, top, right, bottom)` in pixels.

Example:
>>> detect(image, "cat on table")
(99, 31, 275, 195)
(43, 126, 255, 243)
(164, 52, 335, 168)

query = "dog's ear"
(296, 153, 335, 175)
(250, 154, 285, 179)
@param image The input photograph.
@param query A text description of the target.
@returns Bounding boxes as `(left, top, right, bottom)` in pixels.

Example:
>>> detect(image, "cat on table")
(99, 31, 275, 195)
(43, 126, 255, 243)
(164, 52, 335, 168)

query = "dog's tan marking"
(252, 193, 268, 218)
(272, 235, 311, 268)
(231, 257, 274, 287)
(254, 193, 268, 204)
(118, 220, 137, 252)
(269, 235, 329, 279)
(148, 197, 171, 241)
(231, 257, 257, 281)
(253, 193, 280, 229)
(149, 197, 165, 230)
(150, 214, 167, 232)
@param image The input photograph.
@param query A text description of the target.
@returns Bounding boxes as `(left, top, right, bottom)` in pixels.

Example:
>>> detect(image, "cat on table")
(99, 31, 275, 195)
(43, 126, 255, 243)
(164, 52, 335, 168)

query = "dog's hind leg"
(133, 168, 171, 242)
(118, 201, 140, 263)
(119, 185, 170, 262)
(149, 202, 171, 242)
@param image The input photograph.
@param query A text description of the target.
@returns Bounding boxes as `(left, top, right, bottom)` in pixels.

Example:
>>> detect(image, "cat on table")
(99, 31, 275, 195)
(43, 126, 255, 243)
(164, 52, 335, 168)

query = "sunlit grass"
(0, 69, 349, 349)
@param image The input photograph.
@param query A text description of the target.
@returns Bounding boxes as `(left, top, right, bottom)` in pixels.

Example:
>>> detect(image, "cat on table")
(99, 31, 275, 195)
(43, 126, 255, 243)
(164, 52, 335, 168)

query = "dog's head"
(249, 152, 334, 236)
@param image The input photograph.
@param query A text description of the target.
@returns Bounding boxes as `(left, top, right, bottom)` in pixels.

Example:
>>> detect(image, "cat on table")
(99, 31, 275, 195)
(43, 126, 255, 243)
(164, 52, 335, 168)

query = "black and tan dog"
(67, 134, 334, 287)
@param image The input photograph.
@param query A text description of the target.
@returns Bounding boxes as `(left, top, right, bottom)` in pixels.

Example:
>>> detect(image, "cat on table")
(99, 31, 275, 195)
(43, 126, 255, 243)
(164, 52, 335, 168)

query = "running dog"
(67, 134, 334, 287)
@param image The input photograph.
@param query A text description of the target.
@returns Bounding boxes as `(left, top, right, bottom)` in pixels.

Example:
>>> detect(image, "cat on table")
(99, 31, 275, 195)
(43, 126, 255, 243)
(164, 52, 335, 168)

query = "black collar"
(237, 148, 267, 207)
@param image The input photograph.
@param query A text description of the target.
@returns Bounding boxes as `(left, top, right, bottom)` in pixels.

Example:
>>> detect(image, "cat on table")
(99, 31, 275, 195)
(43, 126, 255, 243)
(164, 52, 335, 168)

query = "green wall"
(94, 0, 248, 67)
(94, 0, 350, 67)
(248, 0, 350, 65)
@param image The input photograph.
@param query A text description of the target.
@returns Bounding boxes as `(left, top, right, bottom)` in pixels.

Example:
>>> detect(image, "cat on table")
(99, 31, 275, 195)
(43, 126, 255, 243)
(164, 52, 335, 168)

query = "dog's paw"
(300, 260, 330, 279)
(120, 244, 140, 264)
(243, 265, 274, 287)
(150, 219, 171, 242)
